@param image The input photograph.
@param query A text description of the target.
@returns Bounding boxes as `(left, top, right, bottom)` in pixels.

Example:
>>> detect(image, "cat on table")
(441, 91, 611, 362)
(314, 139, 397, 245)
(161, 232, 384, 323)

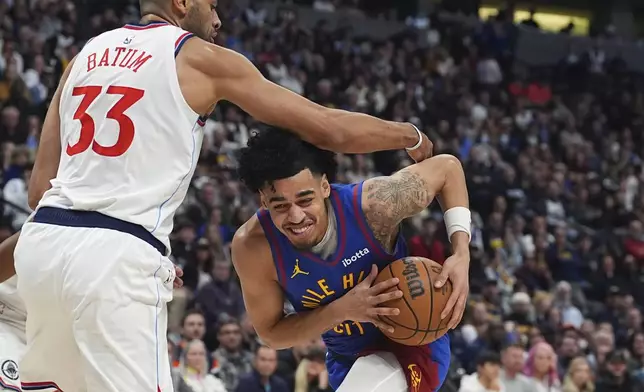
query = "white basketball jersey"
(39, 22, 205, 252)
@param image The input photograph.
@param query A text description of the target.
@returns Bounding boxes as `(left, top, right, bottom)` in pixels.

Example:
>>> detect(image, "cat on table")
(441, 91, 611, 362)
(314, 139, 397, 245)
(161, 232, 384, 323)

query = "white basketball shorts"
(0, 320, 25, 392)
(14, 217, 175, 392)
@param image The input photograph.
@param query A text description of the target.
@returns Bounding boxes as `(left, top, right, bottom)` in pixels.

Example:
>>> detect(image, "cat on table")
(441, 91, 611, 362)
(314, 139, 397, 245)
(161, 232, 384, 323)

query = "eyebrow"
(268, 189, 315, 203)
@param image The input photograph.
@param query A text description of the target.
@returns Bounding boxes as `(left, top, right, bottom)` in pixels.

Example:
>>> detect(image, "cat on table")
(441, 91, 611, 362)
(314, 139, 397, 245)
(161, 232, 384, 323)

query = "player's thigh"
(336, 352, 408, 392)
(0, 322, 24, 392)
(67, 232, 175, 392)
(13, 223, 86, 392)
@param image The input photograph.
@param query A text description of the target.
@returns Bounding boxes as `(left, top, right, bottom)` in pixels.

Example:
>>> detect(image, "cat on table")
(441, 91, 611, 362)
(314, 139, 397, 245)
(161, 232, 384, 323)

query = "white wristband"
(444, 207, 472, 243)
(405, 124, 423, 151)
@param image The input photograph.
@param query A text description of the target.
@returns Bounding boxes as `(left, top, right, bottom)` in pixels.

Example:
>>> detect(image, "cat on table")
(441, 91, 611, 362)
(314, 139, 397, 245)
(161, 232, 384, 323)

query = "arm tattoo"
(363, 171, 431, 251)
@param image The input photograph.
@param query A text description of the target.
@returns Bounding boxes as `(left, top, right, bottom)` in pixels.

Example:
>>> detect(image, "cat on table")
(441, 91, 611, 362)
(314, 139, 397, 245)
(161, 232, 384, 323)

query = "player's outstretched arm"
(183, 40, 431, 158)
(0, 232, 19, 283)
(28, 57, 76, 209)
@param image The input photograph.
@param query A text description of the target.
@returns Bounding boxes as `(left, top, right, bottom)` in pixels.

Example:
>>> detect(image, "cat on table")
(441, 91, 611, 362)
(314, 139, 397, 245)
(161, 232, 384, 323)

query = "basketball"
(374, 257, 454, 346)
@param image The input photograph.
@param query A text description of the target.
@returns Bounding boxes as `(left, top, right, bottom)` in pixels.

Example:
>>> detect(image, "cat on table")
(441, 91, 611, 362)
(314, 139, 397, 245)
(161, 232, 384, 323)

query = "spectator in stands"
(459, 351, 503, 392)
(175, 310, 207, 357)
(500, 344, 537, 392)
(561, 357, 593, 392)
(595, 350, 644, 391)
(169, 338, 195, 392)
(236, 345, 289, 392)
(524, 342, 562, 392)
(211, 319, 253, 391)
(294, 346, 332, 392)
(179, 339, 227, 392)
(195, 258, 245, 329)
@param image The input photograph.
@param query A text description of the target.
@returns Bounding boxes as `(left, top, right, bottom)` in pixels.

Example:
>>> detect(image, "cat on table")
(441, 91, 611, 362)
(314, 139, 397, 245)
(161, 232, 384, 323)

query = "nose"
(213, 14, 222, 31)
(288, 206, 306, 225)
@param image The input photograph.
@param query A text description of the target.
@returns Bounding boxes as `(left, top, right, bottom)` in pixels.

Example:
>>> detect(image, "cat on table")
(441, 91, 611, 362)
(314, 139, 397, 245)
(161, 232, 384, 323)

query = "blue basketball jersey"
(257, 182, 408, 357)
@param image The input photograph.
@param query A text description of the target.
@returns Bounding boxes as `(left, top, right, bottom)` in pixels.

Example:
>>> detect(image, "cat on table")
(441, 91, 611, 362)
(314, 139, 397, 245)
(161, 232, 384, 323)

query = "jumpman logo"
(408, 364, 422, 392)
(291, 259, 309, 279)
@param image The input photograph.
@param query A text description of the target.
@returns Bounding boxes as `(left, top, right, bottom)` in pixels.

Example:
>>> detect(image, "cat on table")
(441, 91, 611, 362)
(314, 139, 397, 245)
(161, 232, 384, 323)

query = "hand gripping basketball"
(335, 264, 403, 333)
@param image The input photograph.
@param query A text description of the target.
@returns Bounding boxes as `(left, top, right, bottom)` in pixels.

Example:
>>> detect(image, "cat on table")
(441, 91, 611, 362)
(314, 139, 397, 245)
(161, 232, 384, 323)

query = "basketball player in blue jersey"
(232, 128, 471, 392)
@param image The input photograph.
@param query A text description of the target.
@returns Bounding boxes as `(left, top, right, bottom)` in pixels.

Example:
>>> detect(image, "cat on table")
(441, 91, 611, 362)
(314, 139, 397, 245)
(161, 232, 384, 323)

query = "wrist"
(404, 123, 423, 151)
(397, 122, 421, 150)
(325, 298, 348, 325)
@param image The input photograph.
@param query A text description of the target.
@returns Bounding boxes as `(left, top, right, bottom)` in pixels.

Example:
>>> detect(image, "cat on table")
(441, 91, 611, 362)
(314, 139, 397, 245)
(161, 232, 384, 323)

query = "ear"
(321, 175, 331, 198)
(259, 191, 268, 209)
(171, 0, 189, 17)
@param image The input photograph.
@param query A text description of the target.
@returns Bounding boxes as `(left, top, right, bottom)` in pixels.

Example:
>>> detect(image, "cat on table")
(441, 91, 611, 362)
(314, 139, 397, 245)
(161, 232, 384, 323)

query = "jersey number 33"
(67, 85, 144, 157)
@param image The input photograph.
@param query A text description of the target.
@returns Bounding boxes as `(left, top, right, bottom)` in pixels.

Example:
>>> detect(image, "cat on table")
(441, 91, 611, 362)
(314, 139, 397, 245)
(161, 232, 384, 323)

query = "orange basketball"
(374, 257, 453, 346)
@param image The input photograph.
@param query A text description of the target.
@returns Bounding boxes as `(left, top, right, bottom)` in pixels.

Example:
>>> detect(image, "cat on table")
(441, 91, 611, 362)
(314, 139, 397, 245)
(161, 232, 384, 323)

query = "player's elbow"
(256, 330, 291, 350)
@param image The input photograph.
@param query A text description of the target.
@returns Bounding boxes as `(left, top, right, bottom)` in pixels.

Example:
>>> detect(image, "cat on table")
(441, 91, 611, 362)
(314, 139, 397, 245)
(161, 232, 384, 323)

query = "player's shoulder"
(232, 214, 271, 257)
(179, 36, 253, 78)
(231, 213, 278, 279)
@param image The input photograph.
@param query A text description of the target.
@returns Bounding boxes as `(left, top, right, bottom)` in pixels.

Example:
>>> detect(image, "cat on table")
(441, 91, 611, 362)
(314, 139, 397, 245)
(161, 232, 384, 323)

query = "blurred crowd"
(1, 0, 644, 391)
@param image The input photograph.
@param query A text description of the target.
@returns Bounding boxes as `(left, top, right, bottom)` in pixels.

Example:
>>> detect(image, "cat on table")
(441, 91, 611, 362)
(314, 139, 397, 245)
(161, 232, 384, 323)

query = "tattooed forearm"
(363, 171, 432, 250)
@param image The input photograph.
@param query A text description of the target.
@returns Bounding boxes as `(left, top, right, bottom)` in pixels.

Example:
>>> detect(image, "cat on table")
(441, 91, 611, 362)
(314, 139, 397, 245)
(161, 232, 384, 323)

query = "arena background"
(2, 0, 644, 391)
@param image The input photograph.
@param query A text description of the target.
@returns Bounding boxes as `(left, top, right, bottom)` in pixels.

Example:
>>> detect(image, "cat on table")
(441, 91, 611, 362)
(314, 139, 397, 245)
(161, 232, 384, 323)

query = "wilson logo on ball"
(402, 258, 426, 300)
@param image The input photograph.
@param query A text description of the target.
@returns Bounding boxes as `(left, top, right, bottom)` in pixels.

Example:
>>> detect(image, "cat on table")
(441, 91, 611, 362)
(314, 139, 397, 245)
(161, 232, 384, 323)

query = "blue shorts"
(326, 334, 451, 392)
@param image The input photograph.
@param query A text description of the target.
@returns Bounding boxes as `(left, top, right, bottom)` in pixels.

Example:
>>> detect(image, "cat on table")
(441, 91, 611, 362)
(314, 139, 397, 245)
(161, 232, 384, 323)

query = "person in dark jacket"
(595, 350, 644, 392)
(235, 345, 289, 392)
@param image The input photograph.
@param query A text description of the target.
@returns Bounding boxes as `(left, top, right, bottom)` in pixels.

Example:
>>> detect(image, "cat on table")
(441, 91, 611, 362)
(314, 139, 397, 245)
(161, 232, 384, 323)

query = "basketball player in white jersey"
(0, 235, 24, 392)
(3, 0, 432, 391)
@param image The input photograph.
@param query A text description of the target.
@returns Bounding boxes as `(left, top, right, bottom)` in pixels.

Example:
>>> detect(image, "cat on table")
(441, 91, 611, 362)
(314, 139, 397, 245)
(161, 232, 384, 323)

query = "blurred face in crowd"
(185, 340, 208, 372)
(177, 0, 221, 43)
(569, 358, 590, 386)
(217, 322, 242, 350)
(632, 333, 644, 356)
(182, 313, 205, 340)
(478, 361, 500, 382)
(262, 170, 331, 250)
(502, 346, 525, 374)
(533, 344, 554, 376)
(559, 336, 579, 358)
(254, 346, 278, 377)
(212, 260, 231, 282)
(627, 308, 642, 329)
(607, 356, 627, 377)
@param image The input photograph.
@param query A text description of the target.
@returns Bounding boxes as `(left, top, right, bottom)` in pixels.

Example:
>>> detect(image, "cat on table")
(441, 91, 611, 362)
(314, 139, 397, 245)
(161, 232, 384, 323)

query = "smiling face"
(261, 169, 331, 250)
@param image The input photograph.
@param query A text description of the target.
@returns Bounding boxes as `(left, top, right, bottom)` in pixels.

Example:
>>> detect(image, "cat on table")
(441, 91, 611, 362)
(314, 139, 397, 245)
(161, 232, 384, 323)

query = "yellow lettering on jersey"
(357, 270, 365, 283)
(317, 279, 335, 296)
(306, 288, 326, 300)
(342, 273, 355, 290)
(333, 321, 365, 336)
(301, 300, 321, 309)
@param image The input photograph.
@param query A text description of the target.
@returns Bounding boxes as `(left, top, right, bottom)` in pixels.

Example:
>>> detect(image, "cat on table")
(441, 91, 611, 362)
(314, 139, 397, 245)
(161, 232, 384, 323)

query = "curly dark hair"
(237, 128, 337, 193)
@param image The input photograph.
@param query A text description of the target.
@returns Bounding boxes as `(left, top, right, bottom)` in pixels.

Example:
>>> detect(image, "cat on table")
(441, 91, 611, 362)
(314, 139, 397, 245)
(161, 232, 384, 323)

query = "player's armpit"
(361, 154, 468, 248)
(232, 218, 345, 349)
(0, 232, 19, 283)
(28, 57, 76, 209)
(189, 41, 420, 154)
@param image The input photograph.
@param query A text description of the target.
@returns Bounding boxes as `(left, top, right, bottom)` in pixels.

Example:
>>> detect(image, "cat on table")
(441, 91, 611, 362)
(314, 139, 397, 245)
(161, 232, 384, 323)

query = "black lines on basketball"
(372, 257, 453, 346)
(418, 258, 434, 346)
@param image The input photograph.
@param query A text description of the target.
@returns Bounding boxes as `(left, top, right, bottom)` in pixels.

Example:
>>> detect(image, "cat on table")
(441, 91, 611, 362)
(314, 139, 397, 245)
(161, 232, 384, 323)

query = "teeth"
(292, 226, 310, 234)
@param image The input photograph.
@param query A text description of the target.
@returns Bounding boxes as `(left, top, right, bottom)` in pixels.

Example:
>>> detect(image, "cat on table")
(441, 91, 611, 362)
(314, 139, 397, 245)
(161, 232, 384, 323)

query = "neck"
(504, 369, 517, 378)
(140, 13, 179, 27)
(478, 374, 493, 388)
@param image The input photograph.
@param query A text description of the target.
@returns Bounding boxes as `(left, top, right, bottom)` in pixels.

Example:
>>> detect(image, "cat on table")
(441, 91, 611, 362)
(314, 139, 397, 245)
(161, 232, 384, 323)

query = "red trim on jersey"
(123, 21, 168, 30)
(0, 377, 21, 392)
(175, 32, 193, 49)
(21, 380, 65, 391)
(260, 210, 289, 287)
